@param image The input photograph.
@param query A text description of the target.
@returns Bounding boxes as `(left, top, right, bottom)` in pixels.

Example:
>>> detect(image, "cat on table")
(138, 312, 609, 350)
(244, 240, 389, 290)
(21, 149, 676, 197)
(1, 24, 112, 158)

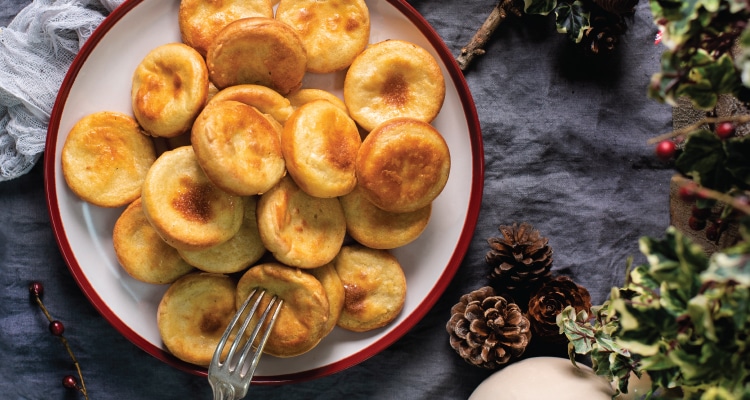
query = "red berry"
(28, 281, 44, 298)
(62, 375, 78, 389)
(706, 224, 720, 242)
(715, 122, 735, 139)
(49, 320, 65, 336)
(678, 183, 698, 202)
(688, 216, 706, 231)
(655, 140, 677, 161)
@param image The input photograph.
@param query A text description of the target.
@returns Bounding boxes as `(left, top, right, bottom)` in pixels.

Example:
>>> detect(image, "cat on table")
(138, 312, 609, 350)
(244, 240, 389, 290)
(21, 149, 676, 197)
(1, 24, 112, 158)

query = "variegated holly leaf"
(523, 0, 557, 15)
(704, 250, 750, 286)
(724, 135, 750, 187)
(638, 227, 709, 292)
(610, 297, 676, 356)
(649, 0, 750, 111)
(675, 130, 732, 192)
(675, 52, 741, 110)
(557, 306, 594, 358)
(554, 1, 589, 43)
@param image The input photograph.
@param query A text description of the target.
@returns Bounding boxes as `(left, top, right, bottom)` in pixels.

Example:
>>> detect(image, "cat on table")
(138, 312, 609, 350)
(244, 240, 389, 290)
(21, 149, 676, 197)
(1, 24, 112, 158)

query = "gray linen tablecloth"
(0, 0, 674, 398)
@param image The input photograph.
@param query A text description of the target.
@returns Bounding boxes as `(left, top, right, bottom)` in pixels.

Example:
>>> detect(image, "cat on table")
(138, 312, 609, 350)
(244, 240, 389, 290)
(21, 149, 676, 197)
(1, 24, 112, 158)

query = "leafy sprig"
(558, 224, 750, 399)
(675, 129, 750, 197)
(648, 0, 750, 110)
(523, 0, 591, 43)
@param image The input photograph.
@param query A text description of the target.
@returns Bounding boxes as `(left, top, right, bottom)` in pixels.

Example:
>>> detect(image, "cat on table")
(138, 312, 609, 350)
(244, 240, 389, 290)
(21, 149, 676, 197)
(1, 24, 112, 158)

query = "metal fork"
(209, 289, 283, 400)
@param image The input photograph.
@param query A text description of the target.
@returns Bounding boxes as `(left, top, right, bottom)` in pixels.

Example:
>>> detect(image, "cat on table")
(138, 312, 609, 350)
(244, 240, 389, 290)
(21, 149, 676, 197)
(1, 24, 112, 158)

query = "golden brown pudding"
(236, 263, 330, 357)
(113, 197, 194, 284)
(344, 39, 445, 132)
(177, 196, 266, 274)
(281, 99, 361, 198)
(206, 17, 307, 95)
(356, 118, 450, 213)
(61, 111, 156, 208)
(207, 84, 295, 124)
(308, 263, 345, 336)
(276, 0, 370, 73)
(131, 43, 208, 138)
(340, 185, 432, 249)
(178, 0, 274, 57)
(140, 146, 244, 251)
(333, 245, 406, 332)
(256, 176, 346, 268)
(191, 100, 286, 196)
(157, 272, 237, 366)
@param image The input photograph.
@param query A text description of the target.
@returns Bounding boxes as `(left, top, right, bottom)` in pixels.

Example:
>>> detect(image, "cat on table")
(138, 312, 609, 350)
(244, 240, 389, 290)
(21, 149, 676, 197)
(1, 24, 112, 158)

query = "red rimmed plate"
(44, 0, 483, 383)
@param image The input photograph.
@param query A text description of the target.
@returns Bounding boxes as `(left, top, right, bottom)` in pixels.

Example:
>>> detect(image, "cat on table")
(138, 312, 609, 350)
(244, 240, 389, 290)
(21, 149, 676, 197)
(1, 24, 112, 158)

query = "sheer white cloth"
(0, 0, 124, 181)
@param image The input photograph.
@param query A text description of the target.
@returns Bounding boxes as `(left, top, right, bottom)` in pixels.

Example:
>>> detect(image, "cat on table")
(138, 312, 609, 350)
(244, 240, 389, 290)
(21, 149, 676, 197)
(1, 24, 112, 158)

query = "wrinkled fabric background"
(0, 0, 674, 398)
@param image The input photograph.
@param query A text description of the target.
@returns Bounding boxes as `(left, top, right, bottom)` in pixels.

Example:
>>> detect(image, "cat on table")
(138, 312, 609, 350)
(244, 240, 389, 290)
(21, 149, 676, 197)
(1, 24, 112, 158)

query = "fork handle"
(211, 381, 237, 400)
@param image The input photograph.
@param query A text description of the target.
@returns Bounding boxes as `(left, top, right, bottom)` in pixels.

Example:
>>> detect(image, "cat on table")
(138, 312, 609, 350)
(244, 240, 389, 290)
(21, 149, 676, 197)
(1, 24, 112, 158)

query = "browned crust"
(355, 118, 450, 213)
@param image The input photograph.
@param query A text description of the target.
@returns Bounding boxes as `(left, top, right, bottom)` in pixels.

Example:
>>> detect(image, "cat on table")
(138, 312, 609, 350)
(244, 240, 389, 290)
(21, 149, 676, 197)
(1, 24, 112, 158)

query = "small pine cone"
(526, 276, 592, 342)
(486, 223, 553, 294)
(582, 27, 618, 55)
(446, 286, 531, 369)
(581, 11, 629, 56)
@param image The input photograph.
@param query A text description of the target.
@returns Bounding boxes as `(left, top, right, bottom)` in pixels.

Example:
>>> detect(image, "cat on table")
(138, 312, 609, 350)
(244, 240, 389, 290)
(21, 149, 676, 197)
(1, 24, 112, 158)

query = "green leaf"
(668, 342, 733, 386)
(697, 54, 743, 95)
(657, 0, 703, 48)
(700, 386, 737, 400)
(557, 306, 596, 355)
(649, 0, 695, 23)
(675, 130, 731, 192)
(638, 349, 676, 371)
(687, 295, 717, 342)
(677, 80, 720, 110)
(611, 298, 675, 356)
(703, 251, 750, 287)
(639, 227, 709, 291)
(554, 1, 589, 43)
(524, 0, 556, 15)
(676, 53, 740, 110)
(724, 136, 750, 188)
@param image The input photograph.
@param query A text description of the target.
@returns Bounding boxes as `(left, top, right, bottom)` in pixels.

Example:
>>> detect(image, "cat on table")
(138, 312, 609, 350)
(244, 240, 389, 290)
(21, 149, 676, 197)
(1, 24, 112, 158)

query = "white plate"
(45, 0, 483, 383)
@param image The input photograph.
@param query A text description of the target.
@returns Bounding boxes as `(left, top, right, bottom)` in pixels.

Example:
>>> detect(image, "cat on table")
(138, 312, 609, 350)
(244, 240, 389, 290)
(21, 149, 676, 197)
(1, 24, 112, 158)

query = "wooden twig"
(456, 0, 523, 71)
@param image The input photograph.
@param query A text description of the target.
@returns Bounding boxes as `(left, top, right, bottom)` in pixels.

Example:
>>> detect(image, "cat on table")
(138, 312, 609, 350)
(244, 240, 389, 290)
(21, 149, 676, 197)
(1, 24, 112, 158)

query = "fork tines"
(211, 288, 283, 380)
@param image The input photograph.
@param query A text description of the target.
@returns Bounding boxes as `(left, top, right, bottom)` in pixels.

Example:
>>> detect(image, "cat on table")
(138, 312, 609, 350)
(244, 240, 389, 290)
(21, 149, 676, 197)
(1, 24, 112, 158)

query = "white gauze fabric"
(0, 0, 125, 182)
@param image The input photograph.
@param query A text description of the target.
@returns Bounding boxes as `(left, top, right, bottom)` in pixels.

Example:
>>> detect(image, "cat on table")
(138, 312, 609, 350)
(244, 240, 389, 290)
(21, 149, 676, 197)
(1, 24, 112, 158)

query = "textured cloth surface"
(0, 0, 122, 181)
(0, 0, 673, 399)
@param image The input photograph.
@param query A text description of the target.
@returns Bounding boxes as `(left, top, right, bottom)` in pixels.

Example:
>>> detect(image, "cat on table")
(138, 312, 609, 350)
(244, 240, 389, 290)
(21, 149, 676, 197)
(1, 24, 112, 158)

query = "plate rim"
(44, 0, 484, 383)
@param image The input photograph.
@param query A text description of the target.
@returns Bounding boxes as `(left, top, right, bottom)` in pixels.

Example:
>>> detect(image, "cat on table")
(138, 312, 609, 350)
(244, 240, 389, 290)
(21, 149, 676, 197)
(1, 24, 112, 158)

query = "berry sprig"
(647, 114, 750, 145)
(676, 175, 750, 216)
(28, 282, 89, 400)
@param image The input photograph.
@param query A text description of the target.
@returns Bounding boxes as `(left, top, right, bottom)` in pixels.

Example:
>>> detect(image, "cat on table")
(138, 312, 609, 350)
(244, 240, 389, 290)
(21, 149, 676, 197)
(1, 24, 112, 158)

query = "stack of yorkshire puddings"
(60, 0, 451, 367)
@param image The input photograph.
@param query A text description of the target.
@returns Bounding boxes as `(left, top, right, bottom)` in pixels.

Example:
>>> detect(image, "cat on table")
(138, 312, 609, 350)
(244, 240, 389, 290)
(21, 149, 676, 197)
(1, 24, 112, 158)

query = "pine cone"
(446, 286, 531, 369)
(485, 223, 553, 294)
(526, 276, 592, 342)
(580, 10, 629, 56)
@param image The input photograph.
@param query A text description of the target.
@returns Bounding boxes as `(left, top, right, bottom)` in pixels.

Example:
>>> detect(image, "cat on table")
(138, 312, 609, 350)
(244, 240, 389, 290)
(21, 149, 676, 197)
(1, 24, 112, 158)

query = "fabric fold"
(0, 0, 124, 181)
